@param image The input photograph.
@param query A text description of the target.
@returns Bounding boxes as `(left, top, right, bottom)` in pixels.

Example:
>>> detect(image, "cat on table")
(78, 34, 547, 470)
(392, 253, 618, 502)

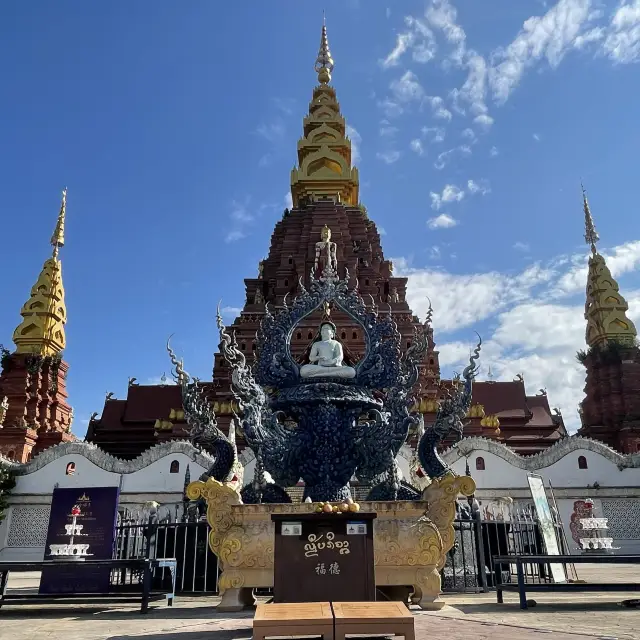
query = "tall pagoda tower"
(87, 20, 566, 458)
(0, 190, 75, 461)
(210, 21, 442, 424)
(577, 188, 640, 453)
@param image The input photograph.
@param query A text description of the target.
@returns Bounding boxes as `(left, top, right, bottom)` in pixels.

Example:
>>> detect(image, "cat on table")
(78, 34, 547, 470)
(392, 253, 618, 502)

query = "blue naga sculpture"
(169, 265, 481, 503)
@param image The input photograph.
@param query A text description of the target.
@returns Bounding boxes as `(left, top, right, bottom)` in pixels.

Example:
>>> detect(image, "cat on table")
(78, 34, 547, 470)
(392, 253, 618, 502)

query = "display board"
(527, 474, 566, 584)
(39, 486, 120, 594)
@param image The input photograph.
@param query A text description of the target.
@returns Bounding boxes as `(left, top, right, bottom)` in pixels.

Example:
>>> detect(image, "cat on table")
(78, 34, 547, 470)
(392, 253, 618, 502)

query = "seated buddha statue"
(300, 322, 356, 380)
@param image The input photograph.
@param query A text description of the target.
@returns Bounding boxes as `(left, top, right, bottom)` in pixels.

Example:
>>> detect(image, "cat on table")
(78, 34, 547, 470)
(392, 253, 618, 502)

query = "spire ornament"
(581, 186, 637, 347)
(12, 189, 68, 356)
(289, 18, 359, 207)
(315, 15, 334, 84)
(582, 183, 599, 254)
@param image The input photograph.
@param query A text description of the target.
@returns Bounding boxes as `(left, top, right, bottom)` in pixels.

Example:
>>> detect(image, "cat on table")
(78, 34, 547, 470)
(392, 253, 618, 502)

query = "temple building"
(0, 190, 75, 462)
(83, 24, 568, 459)
(577, 190, 640, 453)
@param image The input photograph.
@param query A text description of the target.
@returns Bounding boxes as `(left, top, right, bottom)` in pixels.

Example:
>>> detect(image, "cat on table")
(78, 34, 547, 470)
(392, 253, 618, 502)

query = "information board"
(39, 486, 120, 594)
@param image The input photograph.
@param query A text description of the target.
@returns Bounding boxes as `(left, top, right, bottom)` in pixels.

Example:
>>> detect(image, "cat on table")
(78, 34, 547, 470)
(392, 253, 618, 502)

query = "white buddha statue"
(300, 322, 356, 380)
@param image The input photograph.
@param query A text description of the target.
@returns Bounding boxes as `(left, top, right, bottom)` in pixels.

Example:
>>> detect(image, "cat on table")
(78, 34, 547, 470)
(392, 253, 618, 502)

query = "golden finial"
(315, 13, 334, 84)
(582, 183, 599, 254)
(51, 188, 67, 259)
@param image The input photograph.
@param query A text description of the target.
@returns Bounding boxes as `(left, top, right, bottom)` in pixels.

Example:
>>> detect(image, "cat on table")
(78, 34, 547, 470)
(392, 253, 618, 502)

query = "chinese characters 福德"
(315, 562, 340, 575)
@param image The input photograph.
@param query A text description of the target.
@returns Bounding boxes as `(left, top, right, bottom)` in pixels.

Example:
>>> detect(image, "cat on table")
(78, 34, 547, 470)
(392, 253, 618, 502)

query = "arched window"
(341, 332, 347, 339)
(578, 455, 588, 470)
(308, 331, 313, 340)
(352, 331, 358, 339)
(170, 460, 180, 474)
(365, 279, 370, 286)
(284, 279, 289, 287)
(288, 257, 293, 264)
(297, 331, 302, 340)
(65, 462, 76, 476)
(252, 343, 256, 352)
(475, 457, 485, 471)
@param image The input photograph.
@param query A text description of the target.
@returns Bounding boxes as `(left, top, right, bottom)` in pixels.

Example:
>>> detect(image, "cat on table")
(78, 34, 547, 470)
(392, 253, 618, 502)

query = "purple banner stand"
(39, 486, 120, 594)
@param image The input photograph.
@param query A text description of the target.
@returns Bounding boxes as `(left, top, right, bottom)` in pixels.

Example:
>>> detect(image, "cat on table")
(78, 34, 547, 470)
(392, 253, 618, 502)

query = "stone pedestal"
(187, 473, 475, 611)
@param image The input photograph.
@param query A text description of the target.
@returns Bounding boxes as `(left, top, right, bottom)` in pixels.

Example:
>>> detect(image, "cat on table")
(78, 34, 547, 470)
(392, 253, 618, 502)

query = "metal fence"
(114, 511, 219, 594)
(442, 509, 571, 593)
(113, 505, 569, 596)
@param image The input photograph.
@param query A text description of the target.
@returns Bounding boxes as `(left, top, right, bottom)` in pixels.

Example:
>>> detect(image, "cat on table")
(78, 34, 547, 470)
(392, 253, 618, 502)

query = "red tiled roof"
(122, 385, 183, 422)
(471, 381, 529, 416)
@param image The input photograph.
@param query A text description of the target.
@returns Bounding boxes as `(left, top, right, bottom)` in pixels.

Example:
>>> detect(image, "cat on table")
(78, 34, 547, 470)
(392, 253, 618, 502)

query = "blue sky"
(1, 0, 640, 437)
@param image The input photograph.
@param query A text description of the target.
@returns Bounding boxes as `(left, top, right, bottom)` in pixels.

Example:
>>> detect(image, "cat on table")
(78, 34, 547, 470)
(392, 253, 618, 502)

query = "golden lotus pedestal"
(186, 474, 475, 612)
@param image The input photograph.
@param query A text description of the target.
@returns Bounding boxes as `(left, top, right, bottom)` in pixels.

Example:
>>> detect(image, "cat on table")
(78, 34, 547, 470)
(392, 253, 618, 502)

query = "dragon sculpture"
(166, 337, 237, 484)
(417, 334, 482, 479)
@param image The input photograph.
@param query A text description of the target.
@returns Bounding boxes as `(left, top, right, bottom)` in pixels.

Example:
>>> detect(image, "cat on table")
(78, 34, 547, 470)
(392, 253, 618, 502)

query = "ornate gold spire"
(290, 18, 360, 207)
(12, 190, 68, 356)
(582, 186, 637, 348)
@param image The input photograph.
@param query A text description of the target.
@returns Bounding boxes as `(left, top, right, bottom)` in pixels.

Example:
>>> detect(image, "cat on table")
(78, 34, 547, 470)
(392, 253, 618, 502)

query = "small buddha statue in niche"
(314, 225, 338, 273)
(300, 322, 356, 380)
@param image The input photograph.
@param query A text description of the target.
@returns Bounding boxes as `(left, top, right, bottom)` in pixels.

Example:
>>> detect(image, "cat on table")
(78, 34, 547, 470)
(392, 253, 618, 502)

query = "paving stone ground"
(0, 564, 637, 640)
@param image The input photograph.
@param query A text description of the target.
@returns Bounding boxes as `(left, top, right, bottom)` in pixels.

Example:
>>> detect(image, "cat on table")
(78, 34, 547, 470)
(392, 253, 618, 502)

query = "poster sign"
(281, 522, 302, 536)
(346, 521, 367, 535)
(527, 475, 566, 584)
(39, 486, 120, 594)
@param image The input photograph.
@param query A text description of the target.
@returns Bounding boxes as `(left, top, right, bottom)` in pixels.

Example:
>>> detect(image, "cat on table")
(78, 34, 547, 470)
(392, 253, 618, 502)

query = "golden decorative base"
(187, 474, 475, 611)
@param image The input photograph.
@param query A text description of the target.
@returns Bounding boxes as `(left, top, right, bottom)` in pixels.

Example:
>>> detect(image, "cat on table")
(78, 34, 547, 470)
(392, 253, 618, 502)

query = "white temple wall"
(0, 442, 211, 562)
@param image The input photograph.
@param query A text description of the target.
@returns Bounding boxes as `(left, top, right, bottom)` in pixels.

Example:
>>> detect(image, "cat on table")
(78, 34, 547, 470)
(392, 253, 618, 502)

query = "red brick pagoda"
(85, 23, 568, 459)
(0, 190, 75, 462)
(577, 190, 640, 453)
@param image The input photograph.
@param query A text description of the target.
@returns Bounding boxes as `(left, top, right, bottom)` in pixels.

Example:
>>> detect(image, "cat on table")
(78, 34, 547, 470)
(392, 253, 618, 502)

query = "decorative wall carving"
(7, 506, 51, 547)
(444, 436, 640, 471)
(11, 440, 215, 476)
(601, 498, 640, 540)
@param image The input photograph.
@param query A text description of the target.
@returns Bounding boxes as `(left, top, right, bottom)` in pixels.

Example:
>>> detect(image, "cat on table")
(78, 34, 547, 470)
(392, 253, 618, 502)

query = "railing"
(442, 510, 570, 593)
(113, 505, 569, 596)
(114, 513, 219, 594)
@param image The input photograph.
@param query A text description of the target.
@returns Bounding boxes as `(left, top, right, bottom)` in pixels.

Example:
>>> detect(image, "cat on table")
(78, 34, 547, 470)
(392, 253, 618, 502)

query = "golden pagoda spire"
(582, 185, 637, 348)
(290, 16, 360, 207)
(12, 189, 68, 356)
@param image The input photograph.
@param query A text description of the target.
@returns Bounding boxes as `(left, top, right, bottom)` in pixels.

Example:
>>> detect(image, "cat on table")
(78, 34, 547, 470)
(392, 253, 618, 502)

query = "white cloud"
(421, 126, 446, 143)
(461, 127, 476, 141)
(489, 146, 499, 157)
(378, 226, 388, 236)
(376, 150, 401, 164)
(221, 306, 242, 317)
(394, 239, 640, 432)
(489, 0, 594, 104)
(379, 120, 399, 137)
(474, 113, 494, 128)
(425, 0, 467, 63)
(430, 184, 465, 209)
(513, 241, 531, 252)
(600, 1, 640, 63)
(347, 125, 362, 163)
(427, 213, 459, 229)
(434, 145, 472, 169)
(381, 32, 415, 68)
(284, 192, 293, 209)
(425, 95, 453, 120)
(467, 179, 491, 195)
(533, 133, 541, 141)
(410, 138, 425, 155)
(390, 71, 424, 102)
(146, 376, 177, 386)
(225, 230, 246, 243)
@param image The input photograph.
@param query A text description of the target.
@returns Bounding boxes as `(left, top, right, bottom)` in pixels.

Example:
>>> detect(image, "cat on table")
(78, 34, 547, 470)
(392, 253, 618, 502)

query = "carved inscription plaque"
(272, 513, 377, 603)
